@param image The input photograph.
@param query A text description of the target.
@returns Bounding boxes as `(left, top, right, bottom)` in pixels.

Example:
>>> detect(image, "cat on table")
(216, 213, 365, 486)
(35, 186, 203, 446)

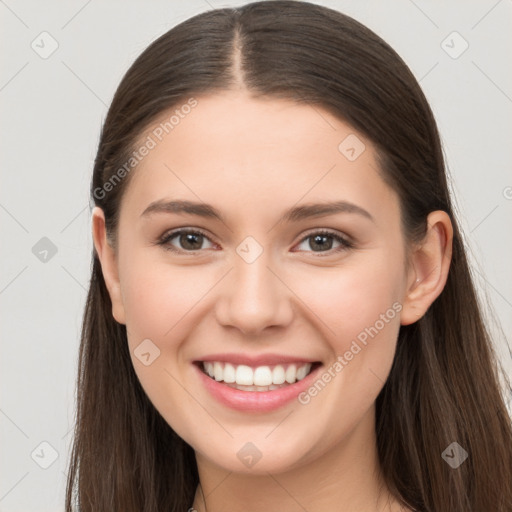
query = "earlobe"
(400, 211, 453, 326)
(91, 207, 126, 325)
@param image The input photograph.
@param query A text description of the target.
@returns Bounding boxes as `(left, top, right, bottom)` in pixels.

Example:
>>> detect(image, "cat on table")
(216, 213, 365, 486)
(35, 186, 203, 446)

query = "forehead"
(120, 91, 400, 227)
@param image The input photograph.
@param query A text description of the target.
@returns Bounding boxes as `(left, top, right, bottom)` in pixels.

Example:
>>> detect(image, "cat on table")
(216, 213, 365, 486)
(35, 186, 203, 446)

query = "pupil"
(311, 234, 332, 251)
(182, 233, 202, 250)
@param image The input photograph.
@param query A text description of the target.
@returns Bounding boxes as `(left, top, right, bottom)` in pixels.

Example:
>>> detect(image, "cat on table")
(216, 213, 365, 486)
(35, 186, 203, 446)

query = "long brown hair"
(65, 1, 512, 510)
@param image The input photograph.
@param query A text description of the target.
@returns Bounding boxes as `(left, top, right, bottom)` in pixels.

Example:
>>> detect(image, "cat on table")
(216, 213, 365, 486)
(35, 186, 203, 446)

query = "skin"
(92, 91, 453, 511)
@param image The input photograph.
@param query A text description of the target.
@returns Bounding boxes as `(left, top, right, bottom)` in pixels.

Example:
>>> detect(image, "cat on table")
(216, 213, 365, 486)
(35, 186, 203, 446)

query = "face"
(95, 91, 423, 475)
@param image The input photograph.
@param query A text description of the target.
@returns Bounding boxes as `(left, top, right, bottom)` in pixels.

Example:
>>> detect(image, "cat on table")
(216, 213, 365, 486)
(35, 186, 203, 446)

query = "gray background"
(1, 0, 511, 510)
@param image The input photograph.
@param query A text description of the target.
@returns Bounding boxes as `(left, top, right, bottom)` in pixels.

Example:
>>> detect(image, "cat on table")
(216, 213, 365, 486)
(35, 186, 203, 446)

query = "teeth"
(224, 382, 290, 392)
(254, 366, 272, 386)
(214, 362, 223, 381)
(285, 365, 297, 384)
(296, 364, 309, 381)
(202, 361, 313, 386)
(236, 365, 254, 385)
(272, 365, 286, 384)
(223, 363, 236, 383)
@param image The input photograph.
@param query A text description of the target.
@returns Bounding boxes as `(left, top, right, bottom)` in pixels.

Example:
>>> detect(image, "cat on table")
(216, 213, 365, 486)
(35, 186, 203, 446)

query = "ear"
(91, 207, 126, 325)
(400, 210, 453, 326)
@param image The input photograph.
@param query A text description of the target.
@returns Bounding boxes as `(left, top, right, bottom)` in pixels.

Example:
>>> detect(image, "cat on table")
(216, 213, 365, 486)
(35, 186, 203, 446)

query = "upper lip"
(195, 353, 320, 367)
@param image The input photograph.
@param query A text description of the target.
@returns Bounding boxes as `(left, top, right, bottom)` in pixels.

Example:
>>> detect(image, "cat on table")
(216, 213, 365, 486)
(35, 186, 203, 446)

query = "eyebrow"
(140, 199, 375, 224)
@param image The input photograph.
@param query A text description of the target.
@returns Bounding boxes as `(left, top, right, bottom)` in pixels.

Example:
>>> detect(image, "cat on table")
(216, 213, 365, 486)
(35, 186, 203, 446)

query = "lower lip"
(194, 363, 323, 413)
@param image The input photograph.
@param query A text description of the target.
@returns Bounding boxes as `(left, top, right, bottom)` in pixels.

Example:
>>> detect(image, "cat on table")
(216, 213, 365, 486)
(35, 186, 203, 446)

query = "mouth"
(195, 360, 322, 392)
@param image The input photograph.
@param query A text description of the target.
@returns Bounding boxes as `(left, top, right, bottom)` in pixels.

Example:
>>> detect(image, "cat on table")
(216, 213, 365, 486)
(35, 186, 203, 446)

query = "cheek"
(288, 254, 404, 420)
(290, 261, 402, 431)
(119, 249, 208, 342)
(117, 255, 214, 439)
(292, 255, 403, 349)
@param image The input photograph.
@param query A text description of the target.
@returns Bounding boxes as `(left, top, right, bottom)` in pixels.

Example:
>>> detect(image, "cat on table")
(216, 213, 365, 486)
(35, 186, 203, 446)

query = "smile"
(200, 361, 317, 391)
(194, 359, 323, 412)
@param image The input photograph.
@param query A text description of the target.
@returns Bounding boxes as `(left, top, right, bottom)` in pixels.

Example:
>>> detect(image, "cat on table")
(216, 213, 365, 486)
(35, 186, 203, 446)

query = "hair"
(65, 1, 512, 510)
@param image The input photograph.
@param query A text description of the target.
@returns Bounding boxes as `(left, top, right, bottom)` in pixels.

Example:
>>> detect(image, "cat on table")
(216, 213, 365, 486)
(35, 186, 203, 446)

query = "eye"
(293, 230, 354, 256)
(156, 228, 354, 256)
(157, 228, 216, 253)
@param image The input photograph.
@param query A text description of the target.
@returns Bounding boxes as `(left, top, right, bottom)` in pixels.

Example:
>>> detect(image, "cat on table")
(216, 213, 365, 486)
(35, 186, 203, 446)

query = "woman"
(65, 1, 512, 511)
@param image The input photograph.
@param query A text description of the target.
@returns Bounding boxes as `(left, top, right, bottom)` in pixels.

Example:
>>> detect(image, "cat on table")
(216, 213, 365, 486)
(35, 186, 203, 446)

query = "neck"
(191, 406, 403, 512)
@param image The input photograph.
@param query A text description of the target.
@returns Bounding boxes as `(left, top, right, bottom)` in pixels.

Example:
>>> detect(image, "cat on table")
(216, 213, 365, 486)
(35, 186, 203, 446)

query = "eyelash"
(156, 228, 354, 256)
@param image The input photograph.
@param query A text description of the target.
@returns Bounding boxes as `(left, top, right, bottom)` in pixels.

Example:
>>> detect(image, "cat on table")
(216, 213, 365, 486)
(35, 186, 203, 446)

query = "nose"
(215, 246, 293, 336)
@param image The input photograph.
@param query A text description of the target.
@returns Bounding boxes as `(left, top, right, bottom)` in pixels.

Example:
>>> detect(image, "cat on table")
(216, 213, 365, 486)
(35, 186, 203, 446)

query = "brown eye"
(158, 229, 215, 253)
(294, 230, 353, 255)
(156, 228, 353, 256)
